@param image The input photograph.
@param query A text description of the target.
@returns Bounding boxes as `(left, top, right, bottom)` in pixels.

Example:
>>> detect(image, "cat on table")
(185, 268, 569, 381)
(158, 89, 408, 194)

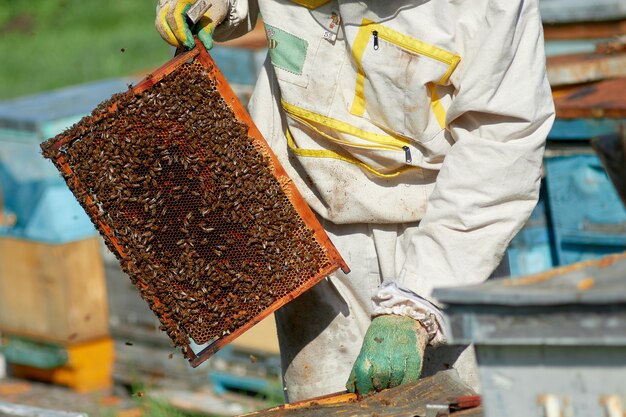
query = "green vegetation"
(258, 381, 285, 408)
(0, 0, 172, 99)
(98, 397, 215, 417)
(141, 396, 213, 417)
(97, 381, 218, 417)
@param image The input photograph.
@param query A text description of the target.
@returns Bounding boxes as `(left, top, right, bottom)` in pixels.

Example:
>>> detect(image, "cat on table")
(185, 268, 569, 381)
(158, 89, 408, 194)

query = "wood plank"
(453, 406, 483, 417)
(543, 20, 626, 40)
(547, 52, 626, 86)
(241, 370, 479, 417)
(0, 237, 109, 343)
(554, 78, 626, 119)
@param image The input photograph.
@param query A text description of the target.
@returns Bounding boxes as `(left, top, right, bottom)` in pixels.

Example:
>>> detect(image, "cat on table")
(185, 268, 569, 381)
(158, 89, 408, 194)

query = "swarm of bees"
(42, 61, 331, 350)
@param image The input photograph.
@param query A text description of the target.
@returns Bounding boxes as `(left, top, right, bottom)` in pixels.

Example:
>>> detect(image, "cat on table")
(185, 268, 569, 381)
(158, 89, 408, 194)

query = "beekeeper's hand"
(156, 0, 230, 50)
(346, 315, 428, 395)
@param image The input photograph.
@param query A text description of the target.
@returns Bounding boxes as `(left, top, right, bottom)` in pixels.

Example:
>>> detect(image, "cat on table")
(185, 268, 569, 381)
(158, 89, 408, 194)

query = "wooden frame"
(43, 44, 350, 367)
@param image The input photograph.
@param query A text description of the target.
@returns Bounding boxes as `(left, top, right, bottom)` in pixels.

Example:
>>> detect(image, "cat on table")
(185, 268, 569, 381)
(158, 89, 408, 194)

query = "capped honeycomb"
(41, 47, 348, 364)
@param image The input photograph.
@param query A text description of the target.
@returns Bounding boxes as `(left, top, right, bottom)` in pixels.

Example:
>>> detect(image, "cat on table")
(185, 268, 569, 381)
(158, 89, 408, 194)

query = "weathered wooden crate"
(0, 236, 109, 343)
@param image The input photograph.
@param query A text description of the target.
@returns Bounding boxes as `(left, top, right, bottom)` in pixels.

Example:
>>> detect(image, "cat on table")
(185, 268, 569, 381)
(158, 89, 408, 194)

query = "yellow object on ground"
(10, 337, 114, 393)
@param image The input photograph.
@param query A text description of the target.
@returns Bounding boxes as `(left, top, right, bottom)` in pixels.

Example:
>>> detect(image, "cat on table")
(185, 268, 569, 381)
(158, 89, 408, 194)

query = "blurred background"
(0, 0, 625, 416)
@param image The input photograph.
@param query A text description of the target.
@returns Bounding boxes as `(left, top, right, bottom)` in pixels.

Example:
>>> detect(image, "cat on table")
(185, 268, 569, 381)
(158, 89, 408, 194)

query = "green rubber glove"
(346, 315, 428, 395)
(156, 0, 228, 50)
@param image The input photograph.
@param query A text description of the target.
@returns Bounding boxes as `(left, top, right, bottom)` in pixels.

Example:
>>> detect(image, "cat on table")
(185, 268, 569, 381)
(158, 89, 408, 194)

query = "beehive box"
(5, 336, 114, 393)
(0, 236, 109, 343)
(40, 45, 349, 366)
(433, 252, 626, 417)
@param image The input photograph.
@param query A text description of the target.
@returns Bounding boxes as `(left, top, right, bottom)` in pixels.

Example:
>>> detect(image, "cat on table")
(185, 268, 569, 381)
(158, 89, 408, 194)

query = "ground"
(0, 376, 272, 417)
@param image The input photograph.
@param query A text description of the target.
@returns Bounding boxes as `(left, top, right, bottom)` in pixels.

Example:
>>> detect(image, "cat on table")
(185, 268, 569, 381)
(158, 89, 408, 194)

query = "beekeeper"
(156, 0, 555, 401)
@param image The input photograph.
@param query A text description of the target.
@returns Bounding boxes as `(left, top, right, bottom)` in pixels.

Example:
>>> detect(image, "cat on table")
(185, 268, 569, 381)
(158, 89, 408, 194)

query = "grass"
(0, 0, 172, 99)
(257, 381, 285, 408)
(141, 397, 213, 417)
(97, 381, 219, 417)
(98, 397, 213, 417)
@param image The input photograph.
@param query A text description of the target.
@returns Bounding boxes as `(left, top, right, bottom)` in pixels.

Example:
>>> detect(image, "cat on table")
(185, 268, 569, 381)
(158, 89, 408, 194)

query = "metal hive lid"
(0, 78, 134, 134)
(433, 252, 626, 307)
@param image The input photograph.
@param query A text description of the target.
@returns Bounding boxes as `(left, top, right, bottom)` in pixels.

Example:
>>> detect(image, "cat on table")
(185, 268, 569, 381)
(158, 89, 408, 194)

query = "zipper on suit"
(351, 19, 461, 112)
(350, 19, 461, 133)
(374, 29, 460, 75)
(402, 146, 412, 163)
(281, 99, 409, 150)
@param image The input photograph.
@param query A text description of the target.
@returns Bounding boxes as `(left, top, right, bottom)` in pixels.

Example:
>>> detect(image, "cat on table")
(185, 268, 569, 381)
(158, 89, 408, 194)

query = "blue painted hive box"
(0, 78, 134, 243)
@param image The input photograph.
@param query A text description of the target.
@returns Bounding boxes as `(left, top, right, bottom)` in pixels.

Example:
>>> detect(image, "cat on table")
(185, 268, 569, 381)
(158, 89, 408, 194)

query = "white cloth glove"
(212, 0, 257, 42)
(372, 281, 448, 346)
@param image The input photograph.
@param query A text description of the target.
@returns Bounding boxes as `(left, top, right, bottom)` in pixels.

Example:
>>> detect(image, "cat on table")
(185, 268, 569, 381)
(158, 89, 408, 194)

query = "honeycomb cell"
(41, 60, 335, 351)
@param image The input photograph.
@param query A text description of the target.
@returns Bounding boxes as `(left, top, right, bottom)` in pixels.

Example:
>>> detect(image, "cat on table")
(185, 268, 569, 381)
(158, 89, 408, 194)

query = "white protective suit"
(211, 0, 555, 401)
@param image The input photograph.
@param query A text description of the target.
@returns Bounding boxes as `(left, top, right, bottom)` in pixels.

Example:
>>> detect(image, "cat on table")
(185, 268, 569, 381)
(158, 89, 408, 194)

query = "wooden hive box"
(0, 236, 109, 343)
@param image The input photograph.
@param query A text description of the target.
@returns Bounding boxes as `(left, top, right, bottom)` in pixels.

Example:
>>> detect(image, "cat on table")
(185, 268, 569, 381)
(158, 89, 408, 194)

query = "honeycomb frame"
(41, 46, 349, 367)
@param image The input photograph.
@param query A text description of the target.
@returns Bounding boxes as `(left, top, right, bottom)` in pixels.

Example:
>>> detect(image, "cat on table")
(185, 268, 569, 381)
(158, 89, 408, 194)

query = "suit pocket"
(349, 19, 460, 143)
